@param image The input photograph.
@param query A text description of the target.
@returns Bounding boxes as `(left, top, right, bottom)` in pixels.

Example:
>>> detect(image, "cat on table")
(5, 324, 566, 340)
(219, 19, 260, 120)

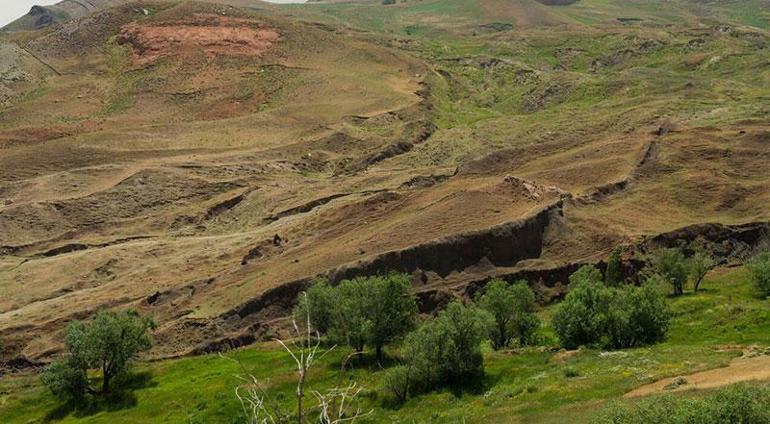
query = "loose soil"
(118, 14, 280, 64)
(625, 355, 770, 397)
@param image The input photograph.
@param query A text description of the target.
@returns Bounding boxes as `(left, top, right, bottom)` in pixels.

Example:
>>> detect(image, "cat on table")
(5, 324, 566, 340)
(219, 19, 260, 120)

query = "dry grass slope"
(0, 0, 769, 365)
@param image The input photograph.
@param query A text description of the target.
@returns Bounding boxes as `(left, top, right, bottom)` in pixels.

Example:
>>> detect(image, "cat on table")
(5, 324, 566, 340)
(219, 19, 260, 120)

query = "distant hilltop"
(3, 0, 127, 31)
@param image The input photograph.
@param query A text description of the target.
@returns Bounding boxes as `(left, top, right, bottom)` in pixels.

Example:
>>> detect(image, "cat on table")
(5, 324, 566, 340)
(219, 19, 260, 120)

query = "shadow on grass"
(327, 351, 400, 372)
(380, 371, 500, 410)
(44, 371, 157, 422)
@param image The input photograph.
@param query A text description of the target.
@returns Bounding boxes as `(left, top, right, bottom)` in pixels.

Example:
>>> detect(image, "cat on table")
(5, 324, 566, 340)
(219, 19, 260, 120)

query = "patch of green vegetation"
(1, 267, 767, 423)
(19, 83, 50, 105)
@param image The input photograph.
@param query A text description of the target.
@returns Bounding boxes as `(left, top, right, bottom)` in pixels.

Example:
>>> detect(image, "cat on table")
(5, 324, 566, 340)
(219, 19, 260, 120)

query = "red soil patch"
(117, 14, 280, 64)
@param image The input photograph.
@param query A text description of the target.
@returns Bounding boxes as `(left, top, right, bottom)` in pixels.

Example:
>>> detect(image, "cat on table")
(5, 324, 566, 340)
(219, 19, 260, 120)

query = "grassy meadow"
(1, 266, 768, 423)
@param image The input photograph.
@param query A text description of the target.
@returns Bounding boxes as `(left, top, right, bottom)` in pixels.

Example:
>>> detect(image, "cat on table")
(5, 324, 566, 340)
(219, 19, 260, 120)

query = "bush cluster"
(593, 383, 770, 424)
(647, 245, 716, 295)
(552, 265, 670, 349)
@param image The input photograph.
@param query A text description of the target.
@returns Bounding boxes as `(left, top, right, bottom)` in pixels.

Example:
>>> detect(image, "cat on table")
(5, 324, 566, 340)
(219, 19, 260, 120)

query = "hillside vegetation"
(1, 266, 768, 423)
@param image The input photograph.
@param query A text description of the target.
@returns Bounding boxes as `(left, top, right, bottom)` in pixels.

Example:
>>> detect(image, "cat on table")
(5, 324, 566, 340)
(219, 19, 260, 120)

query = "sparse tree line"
(36, 242, 770, 422)
(645, 240, 770, 298)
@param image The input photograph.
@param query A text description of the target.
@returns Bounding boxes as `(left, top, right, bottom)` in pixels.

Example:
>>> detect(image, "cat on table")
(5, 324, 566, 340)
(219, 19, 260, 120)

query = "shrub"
(570, 264, 604, 286)
(563, 366, 580, 378)
(592, 383, 770, 424)
(650, 248, 689, 296)
(605, 248, 623, 287)
(747, 252, 770, 297)
(42, 310, 155, 399)
(380, 365, 413, 404)
(553, 269, 670, 349)
(40, 357, 89, 401)
(476, 279, 540, 349)
(401, 302, 491, 393)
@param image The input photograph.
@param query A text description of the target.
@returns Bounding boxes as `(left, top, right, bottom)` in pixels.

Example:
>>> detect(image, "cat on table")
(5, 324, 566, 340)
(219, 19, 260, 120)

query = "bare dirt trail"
(625, 355, 770, 397)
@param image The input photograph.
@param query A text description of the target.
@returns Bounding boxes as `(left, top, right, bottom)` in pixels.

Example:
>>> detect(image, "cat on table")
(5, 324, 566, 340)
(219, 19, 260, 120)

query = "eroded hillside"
(0, 0, 769, 364)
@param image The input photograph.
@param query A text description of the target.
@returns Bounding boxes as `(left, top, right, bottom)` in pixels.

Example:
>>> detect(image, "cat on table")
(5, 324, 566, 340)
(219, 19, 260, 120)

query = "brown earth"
(0, 0, 769, 365)
(625, 355, 770, 397)
(117, 14, 281, 65)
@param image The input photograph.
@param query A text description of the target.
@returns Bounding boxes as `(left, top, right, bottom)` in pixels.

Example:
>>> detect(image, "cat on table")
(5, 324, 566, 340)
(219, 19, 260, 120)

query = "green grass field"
(1, 266, 767, 423)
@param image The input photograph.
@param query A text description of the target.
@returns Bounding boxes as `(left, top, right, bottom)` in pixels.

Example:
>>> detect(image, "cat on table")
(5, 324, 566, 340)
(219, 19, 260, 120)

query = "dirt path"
(625, 355, 770, 397)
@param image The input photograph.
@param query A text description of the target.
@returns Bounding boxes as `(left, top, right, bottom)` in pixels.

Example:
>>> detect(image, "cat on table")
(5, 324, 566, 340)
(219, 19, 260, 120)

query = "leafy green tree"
(402, 302, 492, 392)
(293, 279, 335, 334)
(747, 251, 770, 297)
(689, 249, 715, 292)
(477, 279, 540, 349)
(605, 248, 623, 287)
(368, 273, 418, 361)
(605, 283, 670, 349)
(570, 264, 604, 286)
(551, 278, 613, 349)
(41, 310, 155, 399)
(328, 274, 417, 362)
(650, 247, 689, 296)
(332, 279, 372, 355)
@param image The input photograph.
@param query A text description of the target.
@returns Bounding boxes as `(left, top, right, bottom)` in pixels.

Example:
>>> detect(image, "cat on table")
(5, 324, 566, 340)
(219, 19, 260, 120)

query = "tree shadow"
(43, 371, 157, 422)
(327, 351, 400, 372)
(446, 371, 499, 397)
(379, 371, 500, 410)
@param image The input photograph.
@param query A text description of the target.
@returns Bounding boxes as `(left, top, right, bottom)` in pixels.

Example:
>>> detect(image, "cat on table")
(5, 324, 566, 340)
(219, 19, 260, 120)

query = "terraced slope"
(0, 0, 769, 364)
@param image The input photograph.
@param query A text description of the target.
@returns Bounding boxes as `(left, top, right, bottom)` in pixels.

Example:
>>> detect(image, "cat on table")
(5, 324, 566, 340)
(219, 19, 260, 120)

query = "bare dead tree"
(234, 372, 279, 424)
(312, 382, 372, 424)
(223, 354, 287, 424)
(277, 296, 334, 424)
(227, 292, 371, 424)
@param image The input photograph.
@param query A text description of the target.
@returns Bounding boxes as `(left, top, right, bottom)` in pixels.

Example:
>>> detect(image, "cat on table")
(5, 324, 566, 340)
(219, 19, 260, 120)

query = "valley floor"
(1, 266, 768, 423)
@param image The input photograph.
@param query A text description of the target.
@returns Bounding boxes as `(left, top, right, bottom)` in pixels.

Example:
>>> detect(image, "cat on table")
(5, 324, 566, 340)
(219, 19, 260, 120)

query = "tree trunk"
(375, 344, 383, 363)
(497, 322, 507, 350)
(102, 364, 110, 396)
(297, 372, 305, 424)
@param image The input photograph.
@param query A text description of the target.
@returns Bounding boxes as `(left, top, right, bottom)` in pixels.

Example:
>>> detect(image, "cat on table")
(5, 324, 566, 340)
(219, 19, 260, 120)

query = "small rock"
(664, 376, 688, 390)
